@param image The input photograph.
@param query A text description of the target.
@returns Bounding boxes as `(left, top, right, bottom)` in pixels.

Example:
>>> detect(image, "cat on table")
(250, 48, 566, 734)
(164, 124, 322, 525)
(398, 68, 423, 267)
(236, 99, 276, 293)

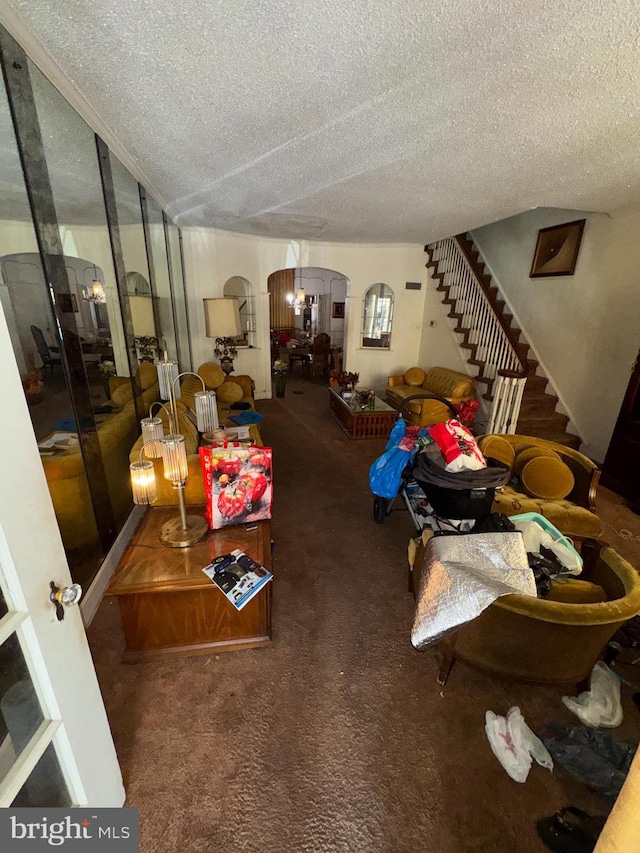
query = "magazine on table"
(202, 549, 273, 611)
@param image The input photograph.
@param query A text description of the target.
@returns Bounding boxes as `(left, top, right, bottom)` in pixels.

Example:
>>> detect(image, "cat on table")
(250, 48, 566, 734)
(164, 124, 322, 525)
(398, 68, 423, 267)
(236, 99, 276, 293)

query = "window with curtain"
(362, 282, 394, 348)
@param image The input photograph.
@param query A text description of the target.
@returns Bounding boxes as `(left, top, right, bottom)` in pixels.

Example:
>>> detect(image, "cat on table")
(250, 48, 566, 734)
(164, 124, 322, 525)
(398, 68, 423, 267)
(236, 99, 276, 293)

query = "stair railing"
(428, 236, 530, 434)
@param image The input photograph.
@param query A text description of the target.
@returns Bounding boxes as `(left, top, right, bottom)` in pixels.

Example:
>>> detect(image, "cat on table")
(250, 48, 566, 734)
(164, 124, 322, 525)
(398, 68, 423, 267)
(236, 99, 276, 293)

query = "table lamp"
(203, 298, 241, 375)
(130, 363, 217, 547)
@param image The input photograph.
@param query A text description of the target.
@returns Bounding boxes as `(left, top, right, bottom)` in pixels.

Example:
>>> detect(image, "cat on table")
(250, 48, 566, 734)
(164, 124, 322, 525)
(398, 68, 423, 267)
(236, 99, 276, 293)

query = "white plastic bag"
(485, 706, 553, 783)
(511, 519, 582, 575)
(561, 662, 623, 728)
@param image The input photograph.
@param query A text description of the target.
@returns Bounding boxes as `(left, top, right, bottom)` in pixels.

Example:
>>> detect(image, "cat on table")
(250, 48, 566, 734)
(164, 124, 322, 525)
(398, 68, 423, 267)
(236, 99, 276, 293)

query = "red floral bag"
(199, 446, 273, 529)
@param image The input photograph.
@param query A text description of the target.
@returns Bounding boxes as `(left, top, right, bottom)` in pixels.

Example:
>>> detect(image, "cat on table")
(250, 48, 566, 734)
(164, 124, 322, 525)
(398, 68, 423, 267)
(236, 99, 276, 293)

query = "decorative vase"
(275, 374, 286, 398)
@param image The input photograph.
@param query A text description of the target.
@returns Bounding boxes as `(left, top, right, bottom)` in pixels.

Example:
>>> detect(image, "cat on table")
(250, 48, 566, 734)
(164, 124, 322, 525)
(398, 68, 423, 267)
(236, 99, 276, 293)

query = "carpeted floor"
(88, 378, 640, 852)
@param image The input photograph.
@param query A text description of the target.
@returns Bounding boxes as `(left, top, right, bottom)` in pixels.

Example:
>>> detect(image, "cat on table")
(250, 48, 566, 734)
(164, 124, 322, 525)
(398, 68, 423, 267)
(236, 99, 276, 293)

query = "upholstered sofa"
(480, 434, 602, 541)
(41, 400, 143, 553)
(411, 539, 640, 686)
(386, 366, 477, 426)
(109, 361, 160, 410)
(129, 364, 262, 507)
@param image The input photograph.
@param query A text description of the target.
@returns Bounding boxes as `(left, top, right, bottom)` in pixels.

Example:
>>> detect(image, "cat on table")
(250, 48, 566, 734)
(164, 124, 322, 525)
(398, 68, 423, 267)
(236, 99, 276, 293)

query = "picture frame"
(59, 293, 78, 313)
(332, 301, 345, 319)
(530, 219, 586, 278)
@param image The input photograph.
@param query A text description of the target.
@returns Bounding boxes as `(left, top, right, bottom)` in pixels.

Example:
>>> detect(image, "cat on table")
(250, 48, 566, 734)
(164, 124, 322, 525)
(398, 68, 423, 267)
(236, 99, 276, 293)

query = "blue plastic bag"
(385, 417, 406, 451)
(369, 418, 410, 499)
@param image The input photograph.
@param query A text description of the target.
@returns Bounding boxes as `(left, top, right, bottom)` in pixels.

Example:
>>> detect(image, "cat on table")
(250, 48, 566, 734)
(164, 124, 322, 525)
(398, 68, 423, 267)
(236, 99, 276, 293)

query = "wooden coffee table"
(107, 508, 272, 662)
(328, 387, 397, 439)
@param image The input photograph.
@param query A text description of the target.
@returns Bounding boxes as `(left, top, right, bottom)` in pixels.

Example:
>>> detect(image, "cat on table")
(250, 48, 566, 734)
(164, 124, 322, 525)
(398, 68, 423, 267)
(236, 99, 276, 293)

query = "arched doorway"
(267, 266, 349, 376)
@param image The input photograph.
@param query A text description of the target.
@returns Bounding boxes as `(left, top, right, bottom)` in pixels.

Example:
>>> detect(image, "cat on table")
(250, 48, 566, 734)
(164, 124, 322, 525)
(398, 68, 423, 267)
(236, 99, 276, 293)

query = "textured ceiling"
(3, 0, 640, 242)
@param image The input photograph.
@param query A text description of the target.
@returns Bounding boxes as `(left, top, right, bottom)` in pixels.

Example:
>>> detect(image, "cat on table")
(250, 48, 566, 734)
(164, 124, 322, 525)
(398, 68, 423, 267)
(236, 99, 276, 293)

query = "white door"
(0, 305, 124, 807)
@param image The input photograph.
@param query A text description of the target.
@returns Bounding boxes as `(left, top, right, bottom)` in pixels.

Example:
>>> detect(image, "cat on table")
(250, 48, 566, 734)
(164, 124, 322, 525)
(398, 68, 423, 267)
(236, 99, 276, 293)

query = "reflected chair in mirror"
(31, 325, 61, 375)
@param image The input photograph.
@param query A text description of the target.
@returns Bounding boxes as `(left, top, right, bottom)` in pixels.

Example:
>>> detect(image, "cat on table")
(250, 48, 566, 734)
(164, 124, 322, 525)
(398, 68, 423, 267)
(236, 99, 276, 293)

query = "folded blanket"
(228, 410, 264, 426)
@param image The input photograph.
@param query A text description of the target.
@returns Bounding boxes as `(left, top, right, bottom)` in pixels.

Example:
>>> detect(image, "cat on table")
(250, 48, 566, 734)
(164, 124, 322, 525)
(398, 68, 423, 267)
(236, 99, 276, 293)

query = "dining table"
(279, 345, 343, 375)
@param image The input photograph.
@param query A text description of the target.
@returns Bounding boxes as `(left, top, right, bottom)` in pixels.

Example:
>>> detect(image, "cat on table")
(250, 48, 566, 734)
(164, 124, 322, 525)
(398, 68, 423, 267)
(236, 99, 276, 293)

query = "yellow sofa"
(41, 401, 143, 552)
(483, 434, 602, 540)
(130, 365, 263, 507)
(386, 366, 477, 426)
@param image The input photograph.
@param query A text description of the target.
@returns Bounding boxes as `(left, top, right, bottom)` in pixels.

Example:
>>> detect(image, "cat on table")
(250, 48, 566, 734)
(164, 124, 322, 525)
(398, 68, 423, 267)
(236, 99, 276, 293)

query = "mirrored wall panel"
(0, 24, 191, 592)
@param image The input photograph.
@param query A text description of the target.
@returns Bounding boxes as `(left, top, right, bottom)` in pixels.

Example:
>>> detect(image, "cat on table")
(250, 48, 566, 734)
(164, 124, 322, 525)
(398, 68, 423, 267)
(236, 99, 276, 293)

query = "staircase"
(425, 234, 580, 448)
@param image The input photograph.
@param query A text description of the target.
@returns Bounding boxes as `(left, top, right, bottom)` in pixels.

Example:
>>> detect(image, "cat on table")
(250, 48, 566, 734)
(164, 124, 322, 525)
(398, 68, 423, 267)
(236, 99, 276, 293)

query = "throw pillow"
(520, 456, 575, 501)
(137, 361, 158, 391)
(111, 383, 133, 407)
(479, 436, 516, 473)
(404, 367, 426, 387)
(198, 362, 225, 390)
(514, 445, 561, 476)
(216, 381, 244, 404)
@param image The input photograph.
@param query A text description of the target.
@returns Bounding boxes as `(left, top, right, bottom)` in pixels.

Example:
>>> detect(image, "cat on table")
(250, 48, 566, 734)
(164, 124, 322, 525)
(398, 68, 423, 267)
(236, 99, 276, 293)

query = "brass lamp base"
(160, 515, 209, 548)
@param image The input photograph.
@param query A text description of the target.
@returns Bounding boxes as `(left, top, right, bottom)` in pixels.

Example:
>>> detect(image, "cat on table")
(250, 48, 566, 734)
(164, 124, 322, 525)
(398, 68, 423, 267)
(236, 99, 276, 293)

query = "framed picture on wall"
(530, 219, 586, 278)
(332, 301, 345, 319)
(59, 293, 78, 313)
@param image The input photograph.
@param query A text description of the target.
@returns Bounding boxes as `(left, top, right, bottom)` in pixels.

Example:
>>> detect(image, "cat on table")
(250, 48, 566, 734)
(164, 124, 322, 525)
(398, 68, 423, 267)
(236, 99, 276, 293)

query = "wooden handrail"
(454, 235, 530, 379)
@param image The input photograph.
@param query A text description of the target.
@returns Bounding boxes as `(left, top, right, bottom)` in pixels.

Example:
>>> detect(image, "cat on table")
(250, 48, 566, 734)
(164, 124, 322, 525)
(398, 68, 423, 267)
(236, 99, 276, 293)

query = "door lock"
(49, 581, 83, 621)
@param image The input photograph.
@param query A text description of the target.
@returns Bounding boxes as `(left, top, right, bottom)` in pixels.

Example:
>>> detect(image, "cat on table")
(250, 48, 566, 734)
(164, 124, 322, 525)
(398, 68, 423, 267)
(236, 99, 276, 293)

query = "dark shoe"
(536, 806, 607, 853)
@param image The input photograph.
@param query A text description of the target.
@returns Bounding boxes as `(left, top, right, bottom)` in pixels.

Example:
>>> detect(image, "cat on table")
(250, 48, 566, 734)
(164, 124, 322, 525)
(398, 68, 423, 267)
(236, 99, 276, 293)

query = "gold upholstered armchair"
(411, 539, 640, 687)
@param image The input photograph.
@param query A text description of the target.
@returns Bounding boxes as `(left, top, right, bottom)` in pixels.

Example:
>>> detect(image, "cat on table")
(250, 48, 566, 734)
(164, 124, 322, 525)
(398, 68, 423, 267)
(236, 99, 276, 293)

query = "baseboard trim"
(80, 506, 147, 628)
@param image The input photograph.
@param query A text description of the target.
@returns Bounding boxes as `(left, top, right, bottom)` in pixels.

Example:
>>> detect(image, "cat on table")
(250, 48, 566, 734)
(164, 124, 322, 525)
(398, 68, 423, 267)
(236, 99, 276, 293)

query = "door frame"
(0, 305, 124, 806)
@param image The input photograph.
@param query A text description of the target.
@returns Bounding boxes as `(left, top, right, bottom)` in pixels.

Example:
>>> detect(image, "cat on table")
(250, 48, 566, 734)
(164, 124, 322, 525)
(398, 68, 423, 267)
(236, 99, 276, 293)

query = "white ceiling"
(3, 0, 640, 243)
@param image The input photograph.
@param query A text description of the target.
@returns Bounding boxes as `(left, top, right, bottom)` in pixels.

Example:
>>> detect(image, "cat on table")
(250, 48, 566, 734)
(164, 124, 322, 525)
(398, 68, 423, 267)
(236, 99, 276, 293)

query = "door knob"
(49, 581, 83, 621)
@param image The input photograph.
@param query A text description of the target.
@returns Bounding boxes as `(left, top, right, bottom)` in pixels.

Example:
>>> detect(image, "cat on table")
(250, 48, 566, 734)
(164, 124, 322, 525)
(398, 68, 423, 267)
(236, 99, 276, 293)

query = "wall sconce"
(203, 298, 241, 375)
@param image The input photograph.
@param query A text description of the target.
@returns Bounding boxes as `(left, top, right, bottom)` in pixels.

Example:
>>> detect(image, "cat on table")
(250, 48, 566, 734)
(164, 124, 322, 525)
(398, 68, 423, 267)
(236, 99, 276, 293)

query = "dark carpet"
(88, 378, 639, 852)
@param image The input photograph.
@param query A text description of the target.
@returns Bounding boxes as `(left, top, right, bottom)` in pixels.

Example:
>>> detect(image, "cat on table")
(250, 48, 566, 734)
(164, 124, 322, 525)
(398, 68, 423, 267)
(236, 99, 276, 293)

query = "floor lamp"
(130, 358, 218, 547)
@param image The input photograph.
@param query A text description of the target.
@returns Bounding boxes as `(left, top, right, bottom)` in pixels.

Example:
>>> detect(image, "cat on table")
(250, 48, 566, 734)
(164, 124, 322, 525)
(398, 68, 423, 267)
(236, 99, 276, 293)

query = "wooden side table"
(107, 508, 272, 662)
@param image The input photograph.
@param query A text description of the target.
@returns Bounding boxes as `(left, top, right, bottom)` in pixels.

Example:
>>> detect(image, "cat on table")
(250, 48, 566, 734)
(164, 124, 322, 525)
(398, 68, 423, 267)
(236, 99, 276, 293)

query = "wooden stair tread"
(430, 233, 579, 448)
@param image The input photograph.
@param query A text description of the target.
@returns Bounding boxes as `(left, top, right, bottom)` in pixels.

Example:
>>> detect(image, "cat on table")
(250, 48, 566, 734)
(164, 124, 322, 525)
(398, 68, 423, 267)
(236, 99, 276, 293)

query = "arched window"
(362, 283, 394, 348)
(223, 276, 255, 346)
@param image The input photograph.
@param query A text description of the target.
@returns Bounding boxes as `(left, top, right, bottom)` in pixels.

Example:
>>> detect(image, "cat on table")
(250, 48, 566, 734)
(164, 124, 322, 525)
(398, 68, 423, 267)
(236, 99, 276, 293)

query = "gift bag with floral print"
(199, 445, 273, 529)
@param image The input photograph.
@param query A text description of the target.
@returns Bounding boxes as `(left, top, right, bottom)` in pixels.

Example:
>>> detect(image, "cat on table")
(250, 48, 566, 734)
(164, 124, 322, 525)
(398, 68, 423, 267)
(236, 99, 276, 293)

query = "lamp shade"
(129, 295, 156, 338)
(195, 390, 219, 433)
(130, 460, 157, 505)
(203, 298, 241, 339)
(140, 416, 164, 457)
(160, 434, 188, 483)
(156, 358, 180, 401)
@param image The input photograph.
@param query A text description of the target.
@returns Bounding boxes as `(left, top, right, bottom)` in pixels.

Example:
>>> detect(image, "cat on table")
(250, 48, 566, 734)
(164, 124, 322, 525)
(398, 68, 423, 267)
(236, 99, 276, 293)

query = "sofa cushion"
(521, 456, 575, 501)
(492, 485, 602, 539)
(547, 579, 607, 604)
(405, 367, 426, 387)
